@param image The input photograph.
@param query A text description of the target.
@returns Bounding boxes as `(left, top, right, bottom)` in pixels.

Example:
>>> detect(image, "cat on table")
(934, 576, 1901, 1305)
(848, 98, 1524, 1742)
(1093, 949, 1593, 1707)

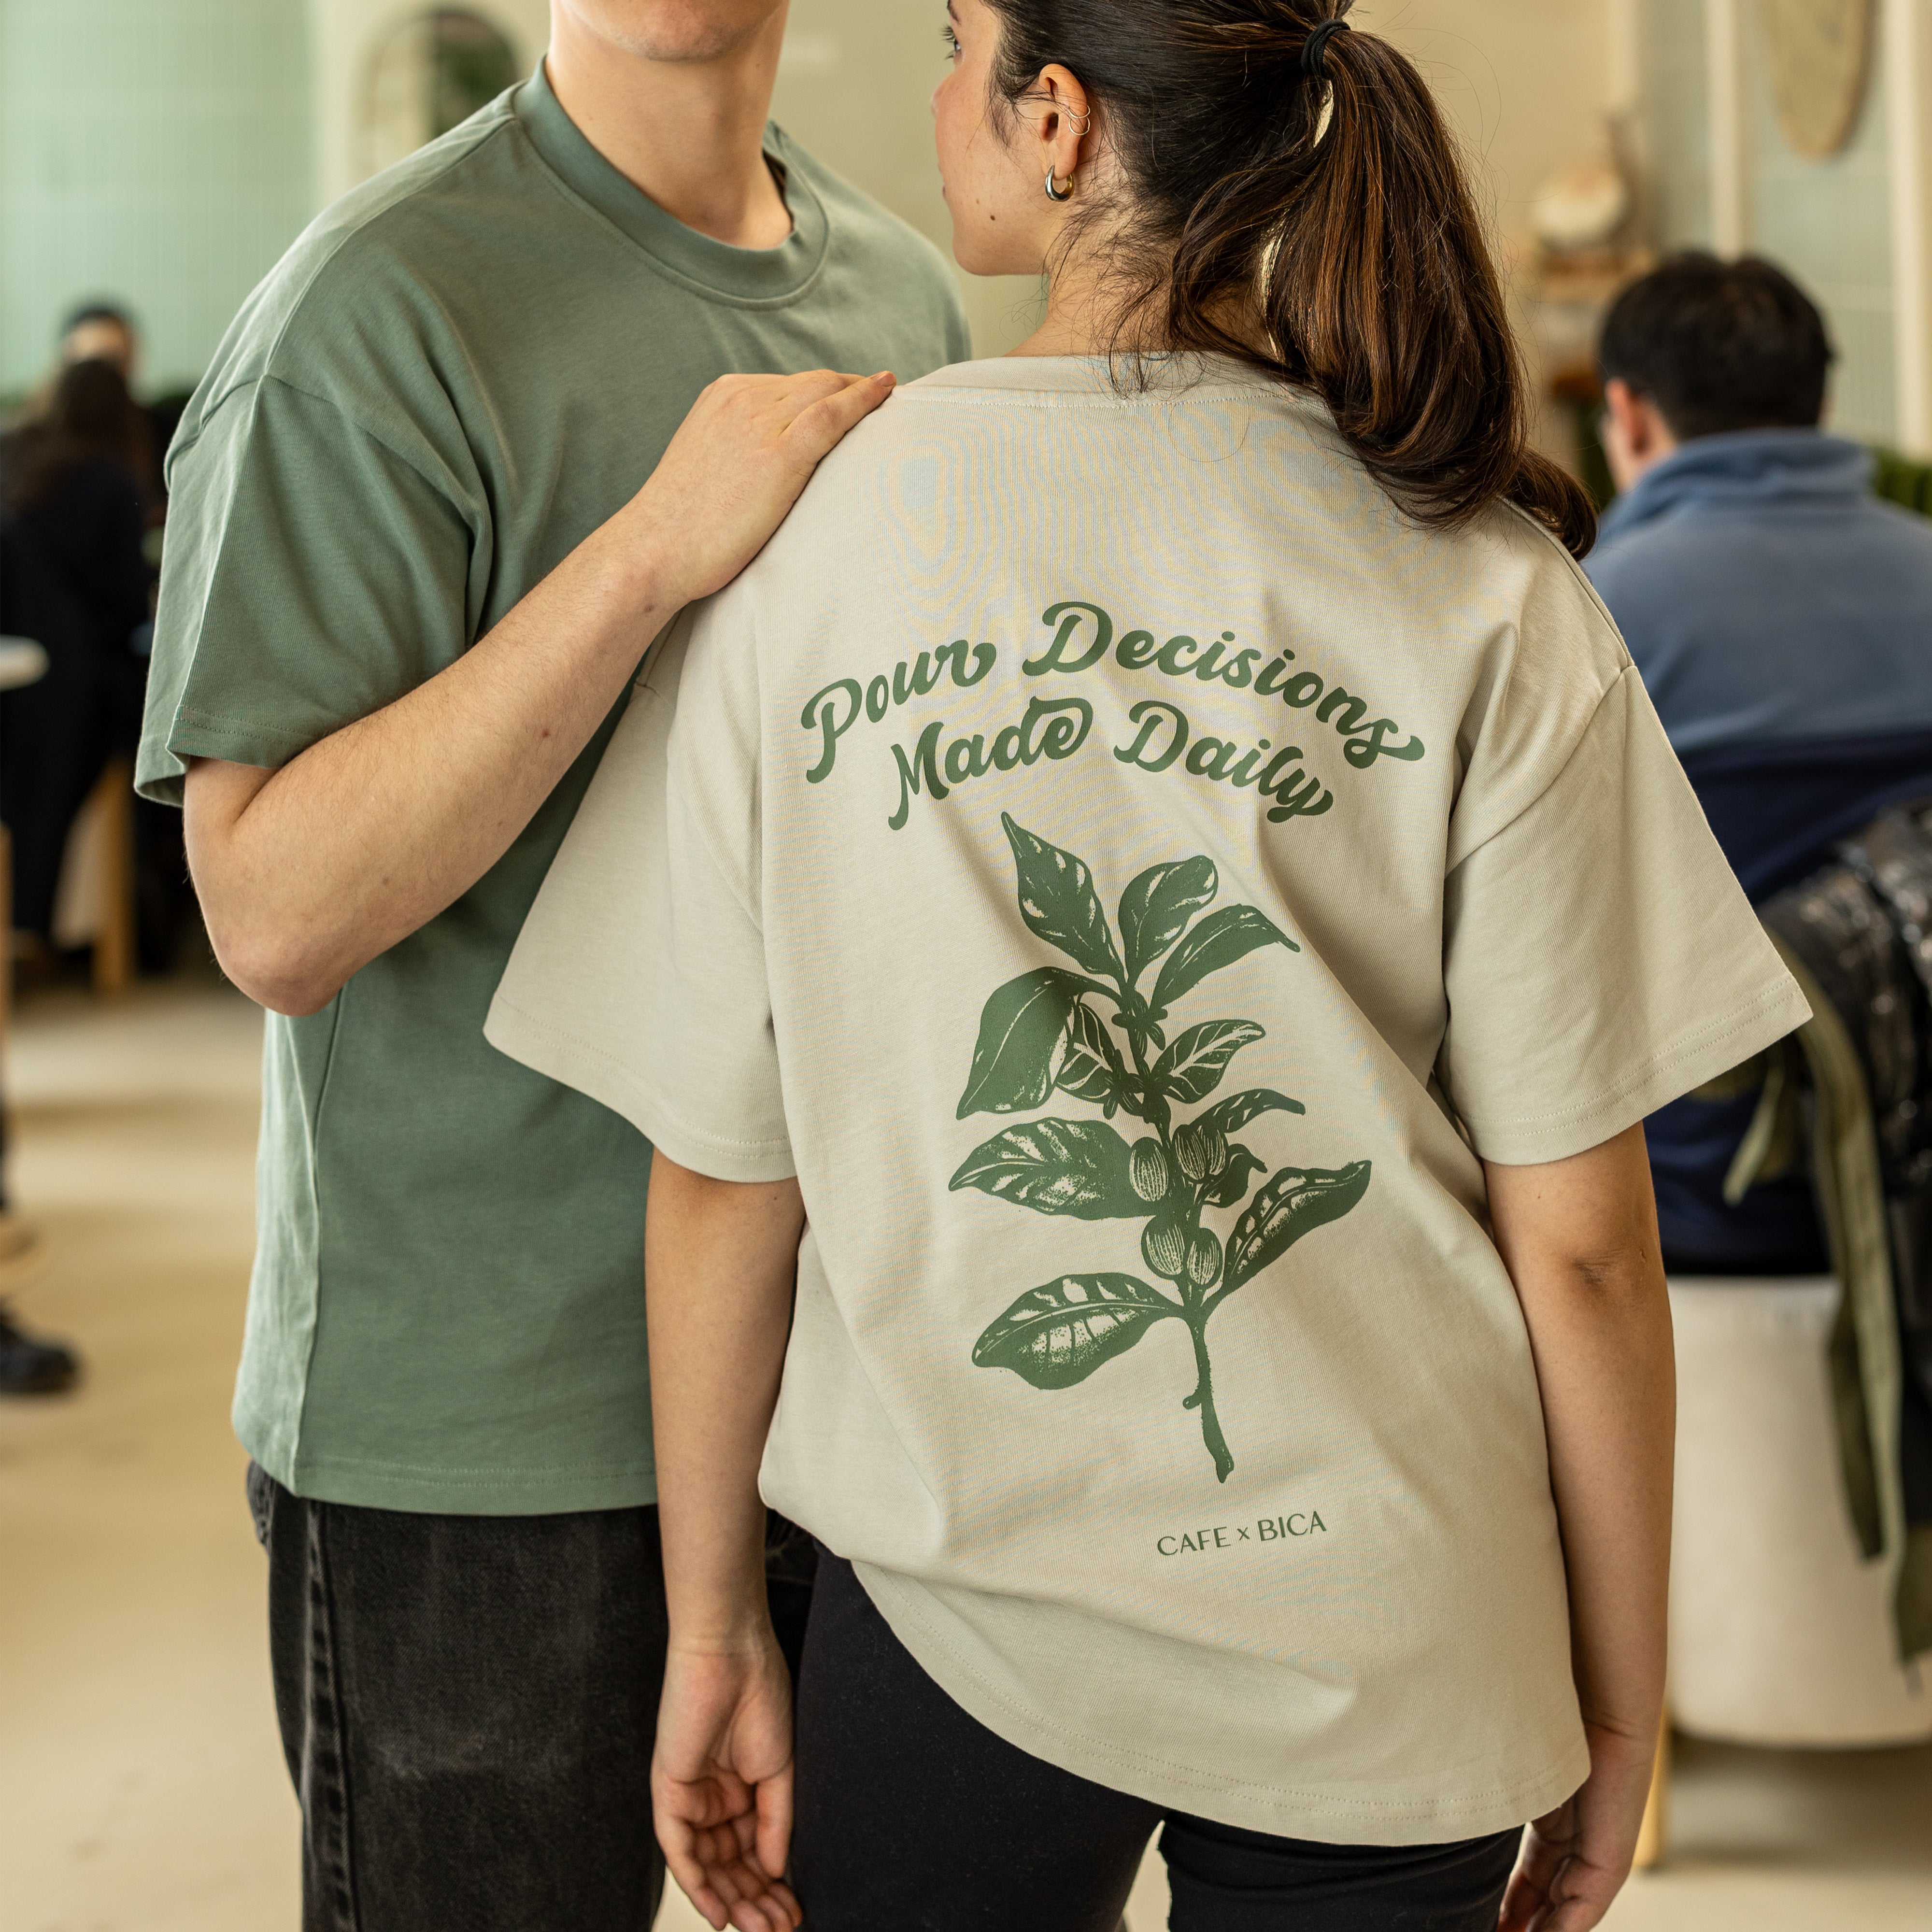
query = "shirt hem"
(854, 1562, 1591, 1845)
(485, 996, 797, 1182)
(239, 1404, 659, 1515)
(1462, 976, 1812, 1167)
(137, 718, 313, 804)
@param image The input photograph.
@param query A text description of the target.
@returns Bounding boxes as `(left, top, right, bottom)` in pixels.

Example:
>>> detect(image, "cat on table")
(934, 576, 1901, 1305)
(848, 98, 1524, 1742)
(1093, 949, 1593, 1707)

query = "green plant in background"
(953, 815, 1371, 1481)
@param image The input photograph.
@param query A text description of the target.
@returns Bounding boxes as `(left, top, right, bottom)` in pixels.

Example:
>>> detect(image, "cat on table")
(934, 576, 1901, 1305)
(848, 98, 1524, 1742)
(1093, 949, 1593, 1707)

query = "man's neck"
(545, 3, 793, 249)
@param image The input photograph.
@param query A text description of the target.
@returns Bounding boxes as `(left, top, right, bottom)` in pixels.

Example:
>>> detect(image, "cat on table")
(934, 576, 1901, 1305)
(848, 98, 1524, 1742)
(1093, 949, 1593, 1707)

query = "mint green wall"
(0, 0, 315, 397)
(1643, 0, 1711, 249)
(1639, 0, 1896, 445)
(1745, 7, 1894, 445)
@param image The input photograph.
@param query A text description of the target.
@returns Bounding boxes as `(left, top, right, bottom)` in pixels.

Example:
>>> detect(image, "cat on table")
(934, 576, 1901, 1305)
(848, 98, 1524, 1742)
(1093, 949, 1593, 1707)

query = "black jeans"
(791, 1552, 1524, 1932)
(247, 1464, 815, 1932)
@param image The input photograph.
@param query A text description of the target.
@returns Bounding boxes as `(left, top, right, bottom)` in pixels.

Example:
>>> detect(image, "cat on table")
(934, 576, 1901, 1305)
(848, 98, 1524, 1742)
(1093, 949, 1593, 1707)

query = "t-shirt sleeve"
(485, 591, 795, 1183)
(1439, 663, 1812, 1165)
(136, 375, 475, 806)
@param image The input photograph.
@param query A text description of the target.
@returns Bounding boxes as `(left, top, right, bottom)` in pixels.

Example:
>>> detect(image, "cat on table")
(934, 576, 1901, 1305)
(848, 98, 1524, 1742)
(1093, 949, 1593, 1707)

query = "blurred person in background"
(0, 358, 153, 952)
(55, 300, 186, 511)
(42, 304, 196, 969)
(59, 301, 140, 385)
(134, 0, 965, 1923)
(0, 855, 68, 1387)
(0, 354, 151, 1398)
(1590, 254, 1932, 1276)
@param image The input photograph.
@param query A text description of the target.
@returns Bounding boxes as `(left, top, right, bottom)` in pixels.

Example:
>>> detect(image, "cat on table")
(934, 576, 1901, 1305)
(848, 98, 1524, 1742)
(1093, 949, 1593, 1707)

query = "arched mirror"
(1764, 0, 1875, 160)
(358, 9, 521, 180)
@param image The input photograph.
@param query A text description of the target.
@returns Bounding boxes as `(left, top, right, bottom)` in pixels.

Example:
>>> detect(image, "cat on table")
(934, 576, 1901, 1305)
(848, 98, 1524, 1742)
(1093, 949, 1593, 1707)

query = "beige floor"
(3, 980, 1929, 1932)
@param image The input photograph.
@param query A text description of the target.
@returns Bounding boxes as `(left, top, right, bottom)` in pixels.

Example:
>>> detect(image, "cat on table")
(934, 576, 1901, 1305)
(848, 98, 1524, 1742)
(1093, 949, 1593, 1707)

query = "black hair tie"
(1302, 17, 1351, 79)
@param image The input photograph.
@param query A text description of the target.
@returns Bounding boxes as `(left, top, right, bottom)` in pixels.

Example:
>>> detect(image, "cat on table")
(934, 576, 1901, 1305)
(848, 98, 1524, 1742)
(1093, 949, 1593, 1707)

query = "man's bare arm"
(184, 368, 892, 1015)
(1488, 1123, 1674, 1932)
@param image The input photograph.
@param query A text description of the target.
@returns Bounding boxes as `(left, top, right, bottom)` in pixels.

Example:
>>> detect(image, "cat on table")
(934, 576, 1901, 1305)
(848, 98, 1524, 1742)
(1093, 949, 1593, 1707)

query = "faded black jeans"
(791, 1551, 1526, 1932)
(247, 1463, 815, 1932)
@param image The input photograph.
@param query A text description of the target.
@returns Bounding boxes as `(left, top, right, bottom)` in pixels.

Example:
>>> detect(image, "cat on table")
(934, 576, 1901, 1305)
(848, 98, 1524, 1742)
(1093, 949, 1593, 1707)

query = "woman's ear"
(1031, 63, 1094, 193)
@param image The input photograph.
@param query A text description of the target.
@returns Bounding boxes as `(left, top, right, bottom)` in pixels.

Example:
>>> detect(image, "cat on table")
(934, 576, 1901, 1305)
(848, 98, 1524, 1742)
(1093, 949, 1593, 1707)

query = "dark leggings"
(790, 1553, 1522, 1932)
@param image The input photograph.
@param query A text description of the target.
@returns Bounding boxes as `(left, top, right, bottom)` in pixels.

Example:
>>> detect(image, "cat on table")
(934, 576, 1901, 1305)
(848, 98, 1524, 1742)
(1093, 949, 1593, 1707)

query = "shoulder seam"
(178, 108, 521, 446)
(173, 371, 480, 523)
(1450, 663, 1637, 873)
(257, 373, 481, 517)
(1497, 498, 1632, 666)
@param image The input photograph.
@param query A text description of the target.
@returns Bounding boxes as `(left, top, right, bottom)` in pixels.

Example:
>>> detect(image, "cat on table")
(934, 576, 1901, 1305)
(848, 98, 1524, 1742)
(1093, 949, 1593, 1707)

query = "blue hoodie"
(1588, 427, 1932, 754)
(1591, 430, 1932, 1274)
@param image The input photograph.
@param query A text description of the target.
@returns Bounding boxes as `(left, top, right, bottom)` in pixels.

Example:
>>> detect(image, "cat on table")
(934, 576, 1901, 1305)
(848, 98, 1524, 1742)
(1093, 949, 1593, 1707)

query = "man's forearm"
(645, 1154, 805, 1648)
(186, 501, 672, 1012)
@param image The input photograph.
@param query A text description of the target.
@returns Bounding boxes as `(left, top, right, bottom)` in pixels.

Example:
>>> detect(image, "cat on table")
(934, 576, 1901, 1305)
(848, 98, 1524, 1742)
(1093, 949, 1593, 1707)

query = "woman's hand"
(1485, 1127, 1673, 1932)
(653, 1635, 801, 1932)
(1499, 1718, 1660, 1930)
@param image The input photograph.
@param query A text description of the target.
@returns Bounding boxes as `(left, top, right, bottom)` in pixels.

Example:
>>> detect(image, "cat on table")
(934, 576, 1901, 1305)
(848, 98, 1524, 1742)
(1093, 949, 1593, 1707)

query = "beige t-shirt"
(488, 356, 1809, 1843)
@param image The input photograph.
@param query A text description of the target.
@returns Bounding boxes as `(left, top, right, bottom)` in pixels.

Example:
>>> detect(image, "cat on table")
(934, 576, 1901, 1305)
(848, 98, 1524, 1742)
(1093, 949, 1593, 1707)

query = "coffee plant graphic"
(952, 815, 1371, 1482)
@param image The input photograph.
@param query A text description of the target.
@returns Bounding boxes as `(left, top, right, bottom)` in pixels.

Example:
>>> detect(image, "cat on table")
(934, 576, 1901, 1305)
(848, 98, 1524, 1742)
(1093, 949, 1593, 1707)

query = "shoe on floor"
(0, 1298, 78, 1394)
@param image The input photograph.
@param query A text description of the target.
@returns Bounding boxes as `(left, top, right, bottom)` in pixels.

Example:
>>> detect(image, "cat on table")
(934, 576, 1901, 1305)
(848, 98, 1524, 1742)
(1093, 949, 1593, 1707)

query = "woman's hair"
(980, 0, 1596, 557)
(1, 356, 147, 513)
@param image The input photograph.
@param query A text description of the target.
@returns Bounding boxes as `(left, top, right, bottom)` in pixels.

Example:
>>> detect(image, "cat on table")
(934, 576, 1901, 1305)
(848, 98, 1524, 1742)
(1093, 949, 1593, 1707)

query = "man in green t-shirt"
(135, 0, 967, 1919)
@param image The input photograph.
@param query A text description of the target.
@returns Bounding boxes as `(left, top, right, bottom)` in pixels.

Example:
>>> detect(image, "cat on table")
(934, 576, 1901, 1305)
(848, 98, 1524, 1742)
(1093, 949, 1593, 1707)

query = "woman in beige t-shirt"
(491, 4, 1806, 1929)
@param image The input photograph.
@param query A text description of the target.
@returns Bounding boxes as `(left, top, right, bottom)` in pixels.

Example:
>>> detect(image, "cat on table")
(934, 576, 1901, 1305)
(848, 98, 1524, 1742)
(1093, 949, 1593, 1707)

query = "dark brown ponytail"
(982, 0, 1596, 557)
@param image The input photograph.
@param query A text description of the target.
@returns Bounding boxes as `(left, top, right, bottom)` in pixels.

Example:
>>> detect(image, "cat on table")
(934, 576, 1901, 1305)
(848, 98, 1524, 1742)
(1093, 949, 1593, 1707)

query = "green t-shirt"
(136, 65, 969, 1513)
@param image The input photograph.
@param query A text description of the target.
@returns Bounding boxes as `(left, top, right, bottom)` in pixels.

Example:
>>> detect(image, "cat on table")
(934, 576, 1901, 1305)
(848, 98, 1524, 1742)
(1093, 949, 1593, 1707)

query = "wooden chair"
(1633, 1720, 1669, 1869)
(87, 759, 135, 996)
(50, 758, 135, 996)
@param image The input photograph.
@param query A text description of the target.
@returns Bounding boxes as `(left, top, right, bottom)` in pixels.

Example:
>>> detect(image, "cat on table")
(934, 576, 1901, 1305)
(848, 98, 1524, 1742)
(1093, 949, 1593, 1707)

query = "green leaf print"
(971, 1274, 1183, 1389)
(957, 969, 1091, 1119)
(950, 1119, 1146, 1220)
(1153, 1020, 1266, 1105)
(1222, 1162, 1374, 1299)
(960, 819, 1371, 1482)
(1151, 905, 1298, 1014)
(1196, 1088, 1307, 1136)
(1001, 813, 1124, 979)
(1119, 856, 1218, 984)
(1055, 1002, 1136, 1116)
(1200, 1144, 1267, 1209)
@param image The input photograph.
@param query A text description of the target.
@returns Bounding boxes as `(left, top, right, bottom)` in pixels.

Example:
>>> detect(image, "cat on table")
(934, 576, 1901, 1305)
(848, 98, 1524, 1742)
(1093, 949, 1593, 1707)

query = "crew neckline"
(514, 61, 829, 305)
(909, 353, 1326, 412)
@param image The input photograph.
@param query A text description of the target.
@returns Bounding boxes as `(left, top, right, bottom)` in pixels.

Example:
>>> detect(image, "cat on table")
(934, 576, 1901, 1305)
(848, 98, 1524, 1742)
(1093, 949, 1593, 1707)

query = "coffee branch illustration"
(952, 815, 1371, 1482)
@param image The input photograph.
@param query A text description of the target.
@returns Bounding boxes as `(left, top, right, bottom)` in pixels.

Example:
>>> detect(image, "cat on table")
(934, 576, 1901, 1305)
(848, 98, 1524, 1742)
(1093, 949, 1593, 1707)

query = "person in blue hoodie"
(1590, 251, 1932, 1272)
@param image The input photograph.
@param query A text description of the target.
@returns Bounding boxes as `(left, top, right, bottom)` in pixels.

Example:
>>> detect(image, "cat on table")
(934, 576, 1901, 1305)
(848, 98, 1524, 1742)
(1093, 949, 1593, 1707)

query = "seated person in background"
(0, 358, 154, 948)
(51, 301, 175, 511)
(58, 302, 141, 386)
(1590, 252, 1932, 1273)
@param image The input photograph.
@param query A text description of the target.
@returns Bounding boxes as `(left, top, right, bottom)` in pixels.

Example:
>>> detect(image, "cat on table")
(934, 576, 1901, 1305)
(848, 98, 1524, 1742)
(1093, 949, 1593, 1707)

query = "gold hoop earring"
(1045, 166, 1074, 202)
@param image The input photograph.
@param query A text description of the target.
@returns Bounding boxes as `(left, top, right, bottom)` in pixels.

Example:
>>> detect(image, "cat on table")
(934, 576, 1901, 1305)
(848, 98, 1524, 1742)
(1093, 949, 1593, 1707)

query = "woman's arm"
(1486, 1123, 1674, 1932)
(646, 1151, 807, 1932)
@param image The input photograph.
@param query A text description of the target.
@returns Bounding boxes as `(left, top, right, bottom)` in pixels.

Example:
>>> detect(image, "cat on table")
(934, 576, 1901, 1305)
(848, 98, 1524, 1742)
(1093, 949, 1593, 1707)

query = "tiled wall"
(0, 0, 313, 397)
(1644, 0, 1712, 248)
(1641, 0, 1897, 444)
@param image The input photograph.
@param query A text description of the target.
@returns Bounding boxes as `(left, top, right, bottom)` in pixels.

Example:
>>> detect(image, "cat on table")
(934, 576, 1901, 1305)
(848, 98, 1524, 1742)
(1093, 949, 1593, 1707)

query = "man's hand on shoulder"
(177, 369, 895, 1016)
(626, 369, 895, 606)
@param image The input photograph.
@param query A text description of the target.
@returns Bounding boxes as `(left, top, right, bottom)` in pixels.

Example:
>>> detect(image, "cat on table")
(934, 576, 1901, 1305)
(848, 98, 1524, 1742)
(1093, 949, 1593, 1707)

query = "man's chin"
(577, 0, 784, 65)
